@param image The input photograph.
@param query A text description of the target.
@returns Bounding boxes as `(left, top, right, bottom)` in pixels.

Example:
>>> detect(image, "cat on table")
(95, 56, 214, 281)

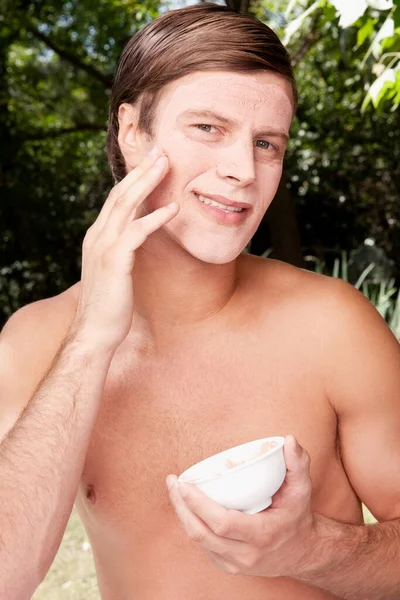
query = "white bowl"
(178, 436, 286, 515)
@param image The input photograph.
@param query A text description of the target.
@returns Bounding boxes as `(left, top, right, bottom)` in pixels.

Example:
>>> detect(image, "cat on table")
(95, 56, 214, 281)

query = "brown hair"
(107, 2, 297, 183)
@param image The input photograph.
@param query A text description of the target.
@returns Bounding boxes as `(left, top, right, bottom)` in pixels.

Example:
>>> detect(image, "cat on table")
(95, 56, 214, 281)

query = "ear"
(117, 103, 149, 171)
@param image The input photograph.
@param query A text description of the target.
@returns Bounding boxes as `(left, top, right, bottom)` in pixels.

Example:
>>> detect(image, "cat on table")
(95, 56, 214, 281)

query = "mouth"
(194, 192, 251, 213)
(193, 192, 250, 225)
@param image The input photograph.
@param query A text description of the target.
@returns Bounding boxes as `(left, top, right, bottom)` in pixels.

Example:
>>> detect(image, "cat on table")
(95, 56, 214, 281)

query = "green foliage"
(1, 0, 399, 331)
(0, 0, 161, 324)
(313, 252, 400, 338)
(282, 0, 400, 112)
(254, 0, 400, 285)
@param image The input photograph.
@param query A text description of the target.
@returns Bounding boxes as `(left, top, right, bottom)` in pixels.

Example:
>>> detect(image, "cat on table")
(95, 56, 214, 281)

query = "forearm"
(0, 332, 113, 599)
(297, 514, 400, 600)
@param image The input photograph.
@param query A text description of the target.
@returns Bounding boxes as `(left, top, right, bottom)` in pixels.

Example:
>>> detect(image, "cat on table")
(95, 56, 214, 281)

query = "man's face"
(140, 70, 294, 264)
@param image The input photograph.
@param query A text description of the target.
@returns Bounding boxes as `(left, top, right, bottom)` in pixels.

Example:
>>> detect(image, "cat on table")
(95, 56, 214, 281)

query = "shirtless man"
(1, 3, 400, 600)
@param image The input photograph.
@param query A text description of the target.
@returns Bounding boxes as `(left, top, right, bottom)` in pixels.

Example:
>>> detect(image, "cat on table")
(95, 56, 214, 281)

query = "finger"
(113, 146, 164, 198)
(173, 481, 263, 544)
(206, 549, 239, 575)
(206, 549, 231, 572)
(117, 201, 179, 251)
(283, 435, 311, 487)
(167, 480, 245, 557)
(101, 155, 169, 241)
(271, 436, 312, 507)
(90, 146, 165, 236)
(105, 203, 178, 278)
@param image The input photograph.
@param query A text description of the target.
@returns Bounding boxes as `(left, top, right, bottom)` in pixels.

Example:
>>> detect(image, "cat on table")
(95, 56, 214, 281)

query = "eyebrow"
(178, 109, 290, 143)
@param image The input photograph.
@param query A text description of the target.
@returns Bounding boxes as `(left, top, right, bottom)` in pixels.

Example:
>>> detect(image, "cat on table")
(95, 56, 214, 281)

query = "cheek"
(144, 146, 213, 209)
(143, 175, 175, 211)
(257, 165, 283, 210)
(160, 130, 214, 171)
(142, 165, 194, 213)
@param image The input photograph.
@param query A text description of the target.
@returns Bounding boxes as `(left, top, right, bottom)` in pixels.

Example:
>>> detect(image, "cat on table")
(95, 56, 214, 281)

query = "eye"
(255, 140, 277, 152)
(195, 124, 217, 133)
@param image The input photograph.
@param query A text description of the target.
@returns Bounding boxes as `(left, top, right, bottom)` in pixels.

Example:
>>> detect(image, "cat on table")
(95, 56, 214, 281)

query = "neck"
(132, 238, 239, 334)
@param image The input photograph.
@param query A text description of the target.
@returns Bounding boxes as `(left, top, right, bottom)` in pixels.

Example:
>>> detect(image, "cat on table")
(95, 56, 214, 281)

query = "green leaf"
(373, 80, 396, 108)
(283, 0, 321, 45)
(392, 87, 400, 102)
(357, 18, 375, 47)
(355, 264, 376, 290)
(394, 1, 400, 29)
(332, 258, 340, 279)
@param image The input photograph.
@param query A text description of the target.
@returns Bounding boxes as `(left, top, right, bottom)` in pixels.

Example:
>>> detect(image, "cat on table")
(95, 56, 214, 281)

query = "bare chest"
(79, 335, 337, 527)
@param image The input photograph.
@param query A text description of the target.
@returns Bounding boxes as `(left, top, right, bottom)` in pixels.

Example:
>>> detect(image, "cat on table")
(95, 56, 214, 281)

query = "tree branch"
(240, 0, 251, 14)
(23, 123, 106, 141)
(224, 0, 237, 11)
(27, 27, 113, 88)
(223, 0, 250, 13)
(291, 9, 323, 68)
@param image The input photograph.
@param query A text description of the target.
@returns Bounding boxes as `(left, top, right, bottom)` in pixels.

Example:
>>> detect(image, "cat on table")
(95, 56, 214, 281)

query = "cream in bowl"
(178, 436, 286, 514)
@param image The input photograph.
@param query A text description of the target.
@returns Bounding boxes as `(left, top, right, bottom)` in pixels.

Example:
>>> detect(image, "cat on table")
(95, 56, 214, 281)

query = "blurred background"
(1, 0, 399, 597)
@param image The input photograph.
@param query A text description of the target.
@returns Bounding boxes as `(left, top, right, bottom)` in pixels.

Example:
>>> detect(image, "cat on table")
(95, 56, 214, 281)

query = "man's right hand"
(71, 146, 179, 353)
(0, 150, 177, 596)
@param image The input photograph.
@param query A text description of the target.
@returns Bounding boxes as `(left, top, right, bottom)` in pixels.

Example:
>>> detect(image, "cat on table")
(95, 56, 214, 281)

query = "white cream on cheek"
(141, 71, 292, 261)
(160, 73, 292, 169)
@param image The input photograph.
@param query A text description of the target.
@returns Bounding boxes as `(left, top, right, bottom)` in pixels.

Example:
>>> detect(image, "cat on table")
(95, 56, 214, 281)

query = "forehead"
(155, 70, 294, 126)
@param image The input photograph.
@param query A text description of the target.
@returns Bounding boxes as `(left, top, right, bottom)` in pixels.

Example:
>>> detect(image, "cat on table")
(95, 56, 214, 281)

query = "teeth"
(197, 194, 243, 213)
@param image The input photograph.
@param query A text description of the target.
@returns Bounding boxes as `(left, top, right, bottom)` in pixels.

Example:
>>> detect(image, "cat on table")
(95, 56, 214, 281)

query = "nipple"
(86, 484, 96, 505)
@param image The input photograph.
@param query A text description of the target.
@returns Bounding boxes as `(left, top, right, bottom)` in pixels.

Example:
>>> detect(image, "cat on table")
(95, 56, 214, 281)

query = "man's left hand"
(166, 435, 319, 578)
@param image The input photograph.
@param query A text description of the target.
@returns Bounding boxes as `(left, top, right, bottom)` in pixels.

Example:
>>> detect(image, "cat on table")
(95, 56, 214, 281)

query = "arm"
(294, 280, 400, 599)
(0, 146, 177, 599)
(166, 278, 400, 600)
(0, 313, 113, 600)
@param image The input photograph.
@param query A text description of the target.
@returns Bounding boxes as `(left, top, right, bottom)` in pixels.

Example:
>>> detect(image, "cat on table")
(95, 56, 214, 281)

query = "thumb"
(283, 435, 311, 486)
(271, 436, 312, 509)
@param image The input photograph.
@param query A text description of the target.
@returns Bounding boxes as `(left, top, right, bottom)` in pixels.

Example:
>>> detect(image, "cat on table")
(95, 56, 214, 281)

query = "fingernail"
(166, 475, 177, 490)
(149, 145, 162, 159)
(288, 435, 301, 453)
(153, 155, 168, 170)
(286, 434, 295, 446)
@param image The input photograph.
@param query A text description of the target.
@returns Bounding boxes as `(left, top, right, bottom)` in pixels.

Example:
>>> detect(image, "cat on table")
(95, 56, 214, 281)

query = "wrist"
(294, 513, 367, 585)
(286, 513, 325, 580)
(65, 321, 119, 360)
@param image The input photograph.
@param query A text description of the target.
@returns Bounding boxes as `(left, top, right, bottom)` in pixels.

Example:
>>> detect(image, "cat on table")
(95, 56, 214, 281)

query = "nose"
(216, 139, 256, 187)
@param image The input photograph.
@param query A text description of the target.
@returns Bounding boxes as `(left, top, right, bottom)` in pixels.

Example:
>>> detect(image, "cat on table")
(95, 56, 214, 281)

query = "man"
(1, 3, 400, 599)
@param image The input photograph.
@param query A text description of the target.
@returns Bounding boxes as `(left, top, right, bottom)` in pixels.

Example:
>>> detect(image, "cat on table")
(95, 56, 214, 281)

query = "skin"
(1, 70, 400, 600)
(128, 71, 293, 266)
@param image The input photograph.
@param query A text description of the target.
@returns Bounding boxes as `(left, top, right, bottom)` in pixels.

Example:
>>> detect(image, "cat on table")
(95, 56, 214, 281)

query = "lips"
(194, 192, 251, 211)
(193, 192, 250, 225)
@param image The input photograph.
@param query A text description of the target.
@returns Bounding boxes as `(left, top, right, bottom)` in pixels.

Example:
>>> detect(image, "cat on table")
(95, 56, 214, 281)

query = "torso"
(66, 256, 362, 600)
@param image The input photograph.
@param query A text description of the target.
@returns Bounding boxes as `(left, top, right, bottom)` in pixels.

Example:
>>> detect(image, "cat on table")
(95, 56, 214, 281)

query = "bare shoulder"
(239, 253, 395, 335)
(239, 253, 400, 371)
(1, 282, 79, 355)
(239, 253, 327, 301)
(0, 283, 80, 437)
(240, 254, 400, 404)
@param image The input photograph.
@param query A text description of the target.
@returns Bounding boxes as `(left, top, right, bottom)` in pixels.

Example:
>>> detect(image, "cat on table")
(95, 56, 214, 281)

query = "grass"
(312, 251, 400, 339)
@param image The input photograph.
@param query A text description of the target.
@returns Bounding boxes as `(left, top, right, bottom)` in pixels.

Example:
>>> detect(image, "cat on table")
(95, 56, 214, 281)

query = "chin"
(180, 238, 248, 265)
(196, 249, 243, 264)
(163, 217, 255, 264)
